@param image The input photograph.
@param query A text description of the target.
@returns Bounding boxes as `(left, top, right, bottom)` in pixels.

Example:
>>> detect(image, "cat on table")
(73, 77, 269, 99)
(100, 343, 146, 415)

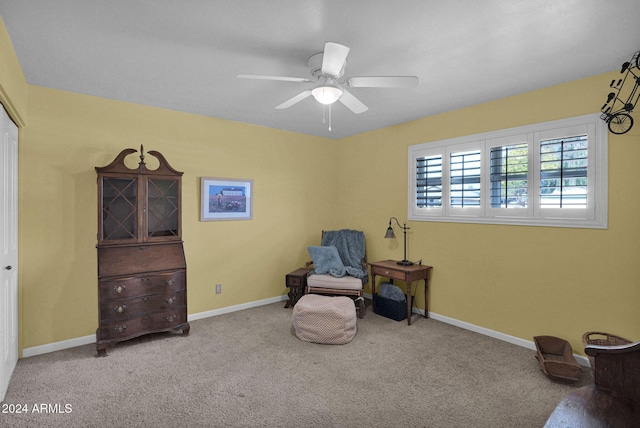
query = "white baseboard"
(187, 295, 288, 322)
(22, 295, 288, 358)
(22, 334, 96, 358)
(426, 310, 591, 367)
(368, 292, 590, 367)
(23, 294, 590, 367)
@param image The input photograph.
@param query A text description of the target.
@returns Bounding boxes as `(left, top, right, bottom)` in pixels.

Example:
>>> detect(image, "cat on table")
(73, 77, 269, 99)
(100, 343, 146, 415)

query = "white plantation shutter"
(416, 155, 442, 208)
(490, 143, 528, 208)
(539, 135, 588, 209)
(408, 113, 607, 228)
(450, 150, 481, 207)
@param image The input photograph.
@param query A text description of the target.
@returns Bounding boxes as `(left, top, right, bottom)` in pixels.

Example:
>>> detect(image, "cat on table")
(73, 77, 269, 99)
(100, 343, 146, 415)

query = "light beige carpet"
(0, 301, 591, 427)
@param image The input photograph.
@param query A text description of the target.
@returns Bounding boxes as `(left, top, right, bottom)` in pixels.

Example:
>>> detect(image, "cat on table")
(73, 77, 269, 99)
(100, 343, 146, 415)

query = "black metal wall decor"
(600, 50, 640, 134)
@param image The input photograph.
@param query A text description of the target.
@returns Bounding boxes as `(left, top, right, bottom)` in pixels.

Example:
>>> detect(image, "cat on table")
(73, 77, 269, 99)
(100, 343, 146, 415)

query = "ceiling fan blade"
(275, 90, 312, 109)
(338, 88, 368, 114)
(322, 42, 350, 77)
(237, 74, 310, 83)
(347, 76, 419, 88)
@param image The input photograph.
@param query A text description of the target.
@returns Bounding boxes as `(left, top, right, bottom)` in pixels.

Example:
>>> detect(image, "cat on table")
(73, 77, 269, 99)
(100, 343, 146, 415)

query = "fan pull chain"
(320, 104, 333, 131)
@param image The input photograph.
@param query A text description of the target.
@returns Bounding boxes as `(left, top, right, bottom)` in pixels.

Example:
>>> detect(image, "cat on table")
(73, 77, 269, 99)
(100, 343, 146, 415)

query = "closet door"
(0, 103, 18, 401)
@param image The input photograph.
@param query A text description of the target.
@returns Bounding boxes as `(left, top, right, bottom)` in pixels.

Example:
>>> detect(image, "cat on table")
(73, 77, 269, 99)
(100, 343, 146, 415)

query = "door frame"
(0, 101, 19, 402)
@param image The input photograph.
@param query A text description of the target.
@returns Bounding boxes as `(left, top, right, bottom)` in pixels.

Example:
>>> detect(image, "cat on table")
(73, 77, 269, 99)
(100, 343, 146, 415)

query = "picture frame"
(200, 177, 253, 221)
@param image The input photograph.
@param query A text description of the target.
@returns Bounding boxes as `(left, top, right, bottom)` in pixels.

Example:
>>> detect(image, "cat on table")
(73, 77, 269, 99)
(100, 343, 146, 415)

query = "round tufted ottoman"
(292, 294, 357, 345)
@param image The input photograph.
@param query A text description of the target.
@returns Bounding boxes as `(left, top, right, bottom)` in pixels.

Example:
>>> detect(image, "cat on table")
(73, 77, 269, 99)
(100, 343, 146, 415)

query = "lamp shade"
(384, 226, 396, 239)
(311, 85, 343, 105)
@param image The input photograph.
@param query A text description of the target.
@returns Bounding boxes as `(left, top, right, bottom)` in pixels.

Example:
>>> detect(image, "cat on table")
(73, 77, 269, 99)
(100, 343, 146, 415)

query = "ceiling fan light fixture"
(311, 85, 343, 105)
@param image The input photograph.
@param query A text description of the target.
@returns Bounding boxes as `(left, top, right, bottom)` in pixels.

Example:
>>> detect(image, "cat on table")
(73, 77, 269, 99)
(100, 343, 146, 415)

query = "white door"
(0, 103, 18, 402)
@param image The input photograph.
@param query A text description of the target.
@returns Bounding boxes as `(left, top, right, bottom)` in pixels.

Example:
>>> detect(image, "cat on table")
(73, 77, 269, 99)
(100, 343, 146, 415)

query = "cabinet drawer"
(99, 308, 187, 341)
(99, 271, 185, 300)
(100, 291, 185, 321)
(286, 275, 303, 287)
(289, 276, 300, 286)
(98, 242, 185, 277)
(286, 268, 308, 288)
(370, 265, 406, 281)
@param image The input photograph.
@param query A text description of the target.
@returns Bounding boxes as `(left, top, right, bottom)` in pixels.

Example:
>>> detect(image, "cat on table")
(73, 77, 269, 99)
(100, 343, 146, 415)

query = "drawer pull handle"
(142, 296, 150, 302)
(165, 296, 176, 304)
(139, 246, 148, 251)
(113, 305, 127, 313)
(165, 315, 176, 322)
(114, 325, 127, 333)
(113, 285, 126, 294)
(384, 270, 390, 275)
(142, 277, 150, 282)
(165, 279, 175, 286)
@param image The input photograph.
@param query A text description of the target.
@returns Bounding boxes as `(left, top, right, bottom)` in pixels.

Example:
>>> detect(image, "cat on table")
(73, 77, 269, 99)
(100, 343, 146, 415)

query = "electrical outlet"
(215, 283, 222, 294)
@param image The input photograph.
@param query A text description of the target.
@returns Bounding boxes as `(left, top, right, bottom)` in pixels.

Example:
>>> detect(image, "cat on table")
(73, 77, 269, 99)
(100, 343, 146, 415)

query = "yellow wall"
(2, 16, 638, 357)
(19, 86, 340, 350)
(339, 73, 640, 353)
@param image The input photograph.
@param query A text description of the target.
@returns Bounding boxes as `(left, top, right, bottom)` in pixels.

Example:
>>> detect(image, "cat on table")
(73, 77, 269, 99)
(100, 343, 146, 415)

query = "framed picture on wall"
(200, 177, 253, 221)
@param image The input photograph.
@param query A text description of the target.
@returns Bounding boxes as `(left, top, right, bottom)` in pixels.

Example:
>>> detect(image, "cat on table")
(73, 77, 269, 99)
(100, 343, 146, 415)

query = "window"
(539, 135, 587, 209)
(450, 150, 481, 207)
(490, 143, 528, 208)
(408, 114, 607, 228)
(416, 155, 442, 208)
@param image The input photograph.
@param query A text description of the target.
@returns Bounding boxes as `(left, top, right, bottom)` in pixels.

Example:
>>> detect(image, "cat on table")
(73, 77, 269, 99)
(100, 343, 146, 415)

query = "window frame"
(408, 113, 608, 229)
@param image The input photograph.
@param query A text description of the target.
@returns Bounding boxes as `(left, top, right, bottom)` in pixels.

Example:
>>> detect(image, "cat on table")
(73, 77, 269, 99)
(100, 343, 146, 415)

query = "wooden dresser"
(95, 146, 190, 356)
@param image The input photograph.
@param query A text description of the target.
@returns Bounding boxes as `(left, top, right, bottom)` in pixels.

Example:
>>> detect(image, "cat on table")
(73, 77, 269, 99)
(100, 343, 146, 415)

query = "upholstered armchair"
(305, 229, 367, 318)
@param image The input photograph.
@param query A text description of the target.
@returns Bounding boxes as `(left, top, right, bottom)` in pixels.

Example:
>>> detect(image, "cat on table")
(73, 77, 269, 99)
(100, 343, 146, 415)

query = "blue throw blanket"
(321, 229, 368, 283)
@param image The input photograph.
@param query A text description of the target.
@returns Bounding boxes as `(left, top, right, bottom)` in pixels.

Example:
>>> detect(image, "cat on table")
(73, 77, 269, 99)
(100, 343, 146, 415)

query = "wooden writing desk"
(369, 260, 432, 325)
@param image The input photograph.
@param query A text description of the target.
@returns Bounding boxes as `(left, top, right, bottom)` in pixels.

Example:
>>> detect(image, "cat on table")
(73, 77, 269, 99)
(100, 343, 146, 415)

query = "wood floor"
(545, 385, 639, 427)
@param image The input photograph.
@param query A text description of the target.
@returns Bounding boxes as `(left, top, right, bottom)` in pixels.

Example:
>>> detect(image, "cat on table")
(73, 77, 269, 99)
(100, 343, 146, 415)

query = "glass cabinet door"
(147, 178, 179, 238)
(101, 177, 138, 241)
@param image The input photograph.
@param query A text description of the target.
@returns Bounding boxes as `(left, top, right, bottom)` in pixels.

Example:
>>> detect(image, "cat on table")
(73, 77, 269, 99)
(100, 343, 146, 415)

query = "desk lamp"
(384, 217, 413, 266)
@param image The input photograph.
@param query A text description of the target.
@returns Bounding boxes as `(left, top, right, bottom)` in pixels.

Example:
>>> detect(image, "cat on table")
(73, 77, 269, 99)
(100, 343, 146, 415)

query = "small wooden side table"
(285, 267, 307, 308)
(369, 260, 432, 325)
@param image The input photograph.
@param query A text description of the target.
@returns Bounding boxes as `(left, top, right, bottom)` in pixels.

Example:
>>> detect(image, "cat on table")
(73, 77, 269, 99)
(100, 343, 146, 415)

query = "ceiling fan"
(237, 42, 419, 115)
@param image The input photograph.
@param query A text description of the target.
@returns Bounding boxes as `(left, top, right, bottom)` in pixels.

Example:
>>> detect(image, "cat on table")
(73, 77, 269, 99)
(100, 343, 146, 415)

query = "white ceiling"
(1, 0, 639, 139)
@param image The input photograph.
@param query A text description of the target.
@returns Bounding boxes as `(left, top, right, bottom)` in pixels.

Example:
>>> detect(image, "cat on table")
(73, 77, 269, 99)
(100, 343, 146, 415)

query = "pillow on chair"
(307, 246, 346, 277)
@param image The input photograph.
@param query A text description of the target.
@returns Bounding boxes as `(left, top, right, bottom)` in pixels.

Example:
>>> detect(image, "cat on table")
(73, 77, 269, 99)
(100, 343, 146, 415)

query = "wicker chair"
(582, 331, 632, 370)
(586, 340, 640, 404)
(305, 230, 367, 318)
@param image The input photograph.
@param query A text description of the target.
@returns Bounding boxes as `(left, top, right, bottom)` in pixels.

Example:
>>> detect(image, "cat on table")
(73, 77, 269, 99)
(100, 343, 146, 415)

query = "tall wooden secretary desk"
(95, 146, 189, 356)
